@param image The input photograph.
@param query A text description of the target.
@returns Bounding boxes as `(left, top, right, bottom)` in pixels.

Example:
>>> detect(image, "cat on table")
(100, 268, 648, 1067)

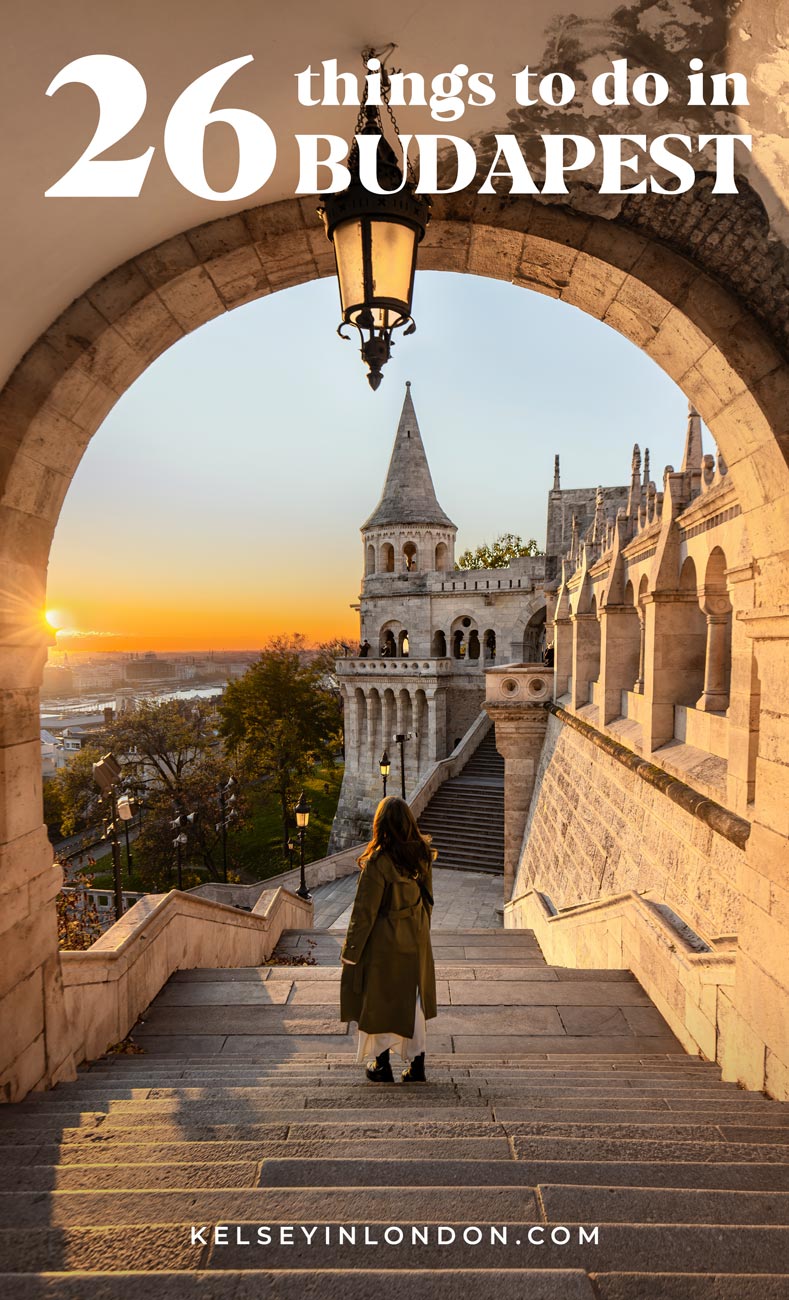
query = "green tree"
(106, 699, 248, 889)
(455, 532, 543, 570)
(46, 745, 104, 837)
(219, 634, 341, 851)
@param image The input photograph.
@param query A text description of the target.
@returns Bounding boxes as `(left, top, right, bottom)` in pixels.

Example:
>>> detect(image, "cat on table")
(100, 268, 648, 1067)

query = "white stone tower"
(329, 383, 549, 851)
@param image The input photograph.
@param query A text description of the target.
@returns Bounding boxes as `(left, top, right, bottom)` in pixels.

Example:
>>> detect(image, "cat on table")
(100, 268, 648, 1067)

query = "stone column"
(722, 610, 789, 1100)
(426, 688, 446, 764)
(599, 604, 640, 725)
(553, 614, 572, 698)
(725, 563, 758, 814)
(365, 690, 378, 774)
(570, 612, 600, 712)
(642, 593, 706, 753)
(0, 641, 76, 1101)
(634, 604, 646, 694)
(485, 666, 552, 902)
(696, 599, 732, 712)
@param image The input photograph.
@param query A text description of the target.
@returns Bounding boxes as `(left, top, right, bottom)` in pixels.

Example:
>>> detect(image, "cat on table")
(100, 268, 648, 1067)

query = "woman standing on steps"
(340, 796, 437, 1083)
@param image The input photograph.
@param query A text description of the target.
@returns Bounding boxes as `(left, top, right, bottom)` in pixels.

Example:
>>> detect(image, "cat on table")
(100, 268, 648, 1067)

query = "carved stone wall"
(517, 712, 743, 942)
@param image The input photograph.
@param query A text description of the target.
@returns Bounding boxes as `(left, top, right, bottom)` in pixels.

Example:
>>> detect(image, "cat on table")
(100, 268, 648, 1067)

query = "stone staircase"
(418, 731, 505, 873)
(0, 926, 787, 1295)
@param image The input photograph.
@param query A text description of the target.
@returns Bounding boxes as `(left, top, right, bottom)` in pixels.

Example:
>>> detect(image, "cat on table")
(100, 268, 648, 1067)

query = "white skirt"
(354, 989, 427, 1064)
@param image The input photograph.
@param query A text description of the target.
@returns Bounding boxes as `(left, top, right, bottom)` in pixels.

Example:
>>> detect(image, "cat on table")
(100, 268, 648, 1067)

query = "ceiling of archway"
(2, 0, 787, 388)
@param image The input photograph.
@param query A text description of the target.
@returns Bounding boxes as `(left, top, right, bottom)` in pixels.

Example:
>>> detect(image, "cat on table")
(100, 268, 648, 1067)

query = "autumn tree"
(45, 745, 104, 837)
(455, 532, 543, 571)
(218, 634, 341, 850)
(106, 699, 247, 888)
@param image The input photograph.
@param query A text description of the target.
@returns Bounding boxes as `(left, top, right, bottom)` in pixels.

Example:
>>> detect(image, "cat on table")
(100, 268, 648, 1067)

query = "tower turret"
(361, 382, 457, 578)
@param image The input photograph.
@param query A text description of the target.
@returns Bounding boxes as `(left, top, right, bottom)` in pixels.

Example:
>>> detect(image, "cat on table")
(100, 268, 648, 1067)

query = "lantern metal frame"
(318, 47, 431, 390)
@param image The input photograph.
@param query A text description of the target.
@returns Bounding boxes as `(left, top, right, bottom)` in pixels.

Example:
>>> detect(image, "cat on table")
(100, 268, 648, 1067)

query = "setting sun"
(44, 609, 63, 631)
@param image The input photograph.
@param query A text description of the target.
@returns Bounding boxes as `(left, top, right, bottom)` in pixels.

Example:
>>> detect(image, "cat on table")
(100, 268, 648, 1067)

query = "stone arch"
(366, 543, 376, 576)
(483, 628, 496, 662)
(403, 541, 418, 572)
(398, 629, 410, 657)
(431, 629, 447, 657)
(379, 620, 401, 658)
(3, 194, 788, 663)
(435, 541, 449, 571)
(676, 557, 708, 707)
(522, 606, 547, 662)
(380, 542, 395, 573)
(450, 614, 476, 660)
(611, 579, 641, 701)
(3, 193, 789, 1101)
(698, 545, 733, 712)
(634, 573, 650, 693)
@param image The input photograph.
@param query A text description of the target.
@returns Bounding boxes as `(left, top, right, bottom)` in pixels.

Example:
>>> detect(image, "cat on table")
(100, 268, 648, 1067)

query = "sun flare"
(44, 609, 63, 631)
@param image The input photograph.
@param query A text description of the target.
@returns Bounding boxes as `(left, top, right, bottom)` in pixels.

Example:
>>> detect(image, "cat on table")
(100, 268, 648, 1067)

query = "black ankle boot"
(365, 1049, 394, 1083)
(401, 1052, 426, 1083)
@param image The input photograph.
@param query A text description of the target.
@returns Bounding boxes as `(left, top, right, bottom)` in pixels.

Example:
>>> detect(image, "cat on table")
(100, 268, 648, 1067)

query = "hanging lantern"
(318, 54, 431, 391)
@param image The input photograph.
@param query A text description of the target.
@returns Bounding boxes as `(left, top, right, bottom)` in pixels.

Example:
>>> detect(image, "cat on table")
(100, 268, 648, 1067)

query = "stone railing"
(60, 884, 312, 1065)
(507, 886, 737, 1074)
(336, 657, 454, 676)
(191, 843, 364, 909)
(407, 709, 493, 820)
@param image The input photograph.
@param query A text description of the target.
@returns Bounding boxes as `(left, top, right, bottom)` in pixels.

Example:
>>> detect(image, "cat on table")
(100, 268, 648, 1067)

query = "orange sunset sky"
(46, 274, 691, 654)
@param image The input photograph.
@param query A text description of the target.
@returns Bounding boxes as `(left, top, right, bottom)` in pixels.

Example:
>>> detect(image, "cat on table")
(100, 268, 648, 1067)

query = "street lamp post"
(379, 750, 391, 798)
(216, 776, 238, 883)
(92, 752, 124, 921)
(116, 792, 135, 883)
(294, 791, 311, 901)
(287, 837, 295, 870)
(173, 832, 187, 890)
(394, 733, 411, 799)
(170, 811, 196, 890)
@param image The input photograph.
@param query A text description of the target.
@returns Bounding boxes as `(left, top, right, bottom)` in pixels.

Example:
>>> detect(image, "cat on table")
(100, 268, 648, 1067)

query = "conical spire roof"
(362, 383, 455, 530)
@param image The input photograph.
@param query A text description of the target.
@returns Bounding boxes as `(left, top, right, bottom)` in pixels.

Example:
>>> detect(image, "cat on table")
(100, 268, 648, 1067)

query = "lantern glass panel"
(333, 218, 365, 316)
(370, 219, 416, 308)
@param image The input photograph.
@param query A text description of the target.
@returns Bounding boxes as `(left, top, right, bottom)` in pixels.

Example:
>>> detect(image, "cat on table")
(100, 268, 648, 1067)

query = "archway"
(2, 193, 789, 1101)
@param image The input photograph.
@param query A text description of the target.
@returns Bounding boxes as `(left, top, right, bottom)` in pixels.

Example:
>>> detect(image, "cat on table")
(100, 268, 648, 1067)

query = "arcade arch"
(1, 193, 789, 1104)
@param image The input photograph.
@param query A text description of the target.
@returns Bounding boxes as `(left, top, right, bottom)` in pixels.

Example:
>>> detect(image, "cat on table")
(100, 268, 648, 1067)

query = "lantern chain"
(354, 45, 416, 185)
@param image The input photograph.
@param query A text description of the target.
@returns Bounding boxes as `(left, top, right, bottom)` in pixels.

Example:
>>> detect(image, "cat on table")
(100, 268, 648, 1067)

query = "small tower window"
(403, 541, 418, 571)
(381, 543, 395, 573)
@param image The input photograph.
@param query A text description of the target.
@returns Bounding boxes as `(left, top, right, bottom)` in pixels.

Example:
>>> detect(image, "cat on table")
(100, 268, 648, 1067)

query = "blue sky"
(47, 270, 701, 649)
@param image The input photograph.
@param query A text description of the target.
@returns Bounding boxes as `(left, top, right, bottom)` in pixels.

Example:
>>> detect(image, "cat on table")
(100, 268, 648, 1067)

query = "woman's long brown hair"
(358, 796, 437, 880)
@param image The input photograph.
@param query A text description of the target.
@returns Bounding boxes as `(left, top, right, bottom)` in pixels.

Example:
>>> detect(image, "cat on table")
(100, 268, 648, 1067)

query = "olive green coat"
(340, 850, 437, 1038)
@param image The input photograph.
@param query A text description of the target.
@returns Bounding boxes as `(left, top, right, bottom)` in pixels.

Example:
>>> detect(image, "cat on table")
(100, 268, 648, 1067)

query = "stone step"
(0, 1271, 597, 1297)
(24, 1092, 778, 1123)
(10, 1157, 789, 1195)
(0, 1188, 542, 1229)
(0, 1222, 784, 1274)
(16, 1089, 779, 1115)
(593, 1274, 789, 1299)
(257, 1157, 789, 1193)
(540, 1184, 789, 1224)
(0, 1135, 515, 1170)
(29, 1080, 766, 1104)
(511, 1134, 789, 1164)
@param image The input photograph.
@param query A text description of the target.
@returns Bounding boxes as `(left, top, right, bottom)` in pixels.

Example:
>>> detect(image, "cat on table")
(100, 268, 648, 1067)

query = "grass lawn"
(231, 762, 344, 882)
(88, 762, 345, 891)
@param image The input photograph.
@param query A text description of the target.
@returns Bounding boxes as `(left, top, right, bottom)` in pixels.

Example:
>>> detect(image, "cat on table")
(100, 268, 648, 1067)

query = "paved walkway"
(3, 899, 786, 1291)
(128, 926, 681, 1059)
(313, 866, 505, 930)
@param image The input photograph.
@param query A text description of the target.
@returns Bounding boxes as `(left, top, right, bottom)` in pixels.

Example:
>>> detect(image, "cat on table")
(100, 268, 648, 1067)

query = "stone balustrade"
(60, 884, 312, 1068)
